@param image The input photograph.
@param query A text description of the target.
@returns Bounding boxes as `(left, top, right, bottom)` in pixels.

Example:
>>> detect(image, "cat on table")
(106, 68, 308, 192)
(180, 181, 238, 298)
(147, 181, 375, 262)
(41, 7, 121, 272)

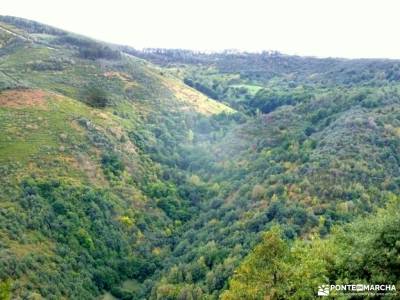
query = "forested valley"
(0, 16, 399, 299)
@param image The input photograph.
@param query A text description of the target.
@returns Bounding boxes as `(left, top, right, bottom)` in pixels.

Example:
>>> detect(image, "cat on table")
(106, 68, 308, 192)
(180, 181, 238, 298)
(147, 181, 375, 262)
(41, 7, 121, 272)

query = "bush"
(101, 152, 125, 177)
(55, 34, 121, 60)
(83, 85, 110, 108)
(78, 44, 121, 60)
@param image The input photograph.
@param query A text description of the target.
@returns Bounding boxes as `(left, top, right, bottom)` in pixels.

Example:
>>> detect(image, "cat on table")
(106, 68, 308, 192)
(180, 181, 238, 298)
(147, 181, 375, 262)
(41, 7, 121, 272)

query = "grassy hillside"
(0, 16, 235, 299)
(129, 48, 400, 112)
(1, 16, 400, 300)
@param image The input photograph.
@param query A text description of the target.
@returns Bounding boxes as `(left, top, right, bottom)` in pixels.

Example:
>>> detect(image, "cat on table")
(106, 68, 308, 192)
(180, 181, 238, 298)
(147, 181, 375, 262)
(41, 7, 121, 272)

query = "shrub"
(55, 34, 121, 60)
(101, 152, 125, 177)
(83, 85, 110, 108)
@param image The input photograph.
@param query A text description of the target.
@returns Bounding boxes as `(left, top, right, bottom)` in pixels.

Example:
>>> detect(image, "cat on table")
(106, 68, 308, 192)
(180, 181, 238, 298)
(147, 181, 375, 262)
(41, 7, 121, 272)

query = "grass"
(0, 25, 237, 298)
(100, 292, 117, 300)
(0, 90, 105, 182)
(146, 65, 234, 115)
(230, 84, 263, 94)
(1, 43, 233, 117)
(122, 279, 141, 292)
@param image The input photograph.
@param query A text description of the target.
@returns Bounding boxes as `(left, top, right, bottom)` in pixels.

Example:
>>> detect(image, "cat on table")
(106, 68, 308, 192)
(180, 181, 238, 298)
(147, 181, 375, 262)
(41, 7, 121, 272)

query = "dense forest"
(0, 16, 399, 299)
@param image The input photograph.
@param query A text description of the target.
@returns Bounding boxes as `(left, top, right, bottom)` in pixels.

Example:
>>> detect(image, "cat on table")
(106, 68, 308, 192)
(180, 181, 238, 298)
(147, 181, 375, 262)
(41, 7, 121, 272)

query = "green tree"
(0, 279, 11, 300)
(84, 85, 110, 108)
(221, 227, 289, 300)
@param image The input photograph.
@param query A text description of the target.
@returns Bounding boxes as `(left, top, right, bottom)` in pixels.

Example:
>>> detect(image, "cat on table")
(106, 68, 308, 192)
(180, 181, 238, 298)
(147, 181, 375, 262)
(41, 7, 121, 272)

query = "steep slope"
(149, 85, 400, 299)
(0, 16, 234, 299)
(124, 49, 400, 299)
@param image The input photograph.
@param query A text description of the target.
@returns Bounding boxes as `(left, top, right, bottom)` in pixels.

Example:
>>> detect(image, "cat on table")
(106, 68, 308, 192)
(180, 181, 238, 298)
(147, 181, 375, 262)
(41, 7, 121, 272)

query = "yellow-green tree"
(0, 279, 11, 300)
(221, 227, 289, 300)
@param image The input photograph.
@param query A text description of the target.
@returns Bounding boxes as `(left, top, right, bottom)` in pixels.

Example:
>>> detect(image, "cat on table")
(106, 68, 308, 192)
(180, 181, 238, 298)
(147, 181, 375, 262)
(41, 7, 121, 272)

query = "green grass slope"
(0, 16, 234, 299)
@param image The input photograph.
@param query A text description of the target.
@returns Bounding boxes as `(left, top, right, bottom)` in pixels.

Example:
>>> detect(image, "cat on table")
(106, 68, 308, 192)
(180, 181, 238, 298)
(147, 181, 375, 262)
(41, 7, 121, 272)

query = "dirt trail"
(0, 24, 57, 50)
(0, 24, 30, 41)
(0, 70, 20, 84)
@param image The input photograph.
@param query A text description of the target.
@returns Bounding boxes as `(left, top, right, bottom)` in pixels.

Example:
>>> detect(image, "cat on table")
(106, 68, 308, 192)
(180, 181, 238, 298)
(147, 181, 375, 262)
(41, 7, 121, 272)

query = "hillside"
(0, 16, 234, 299)
(0, 16, 400, 300)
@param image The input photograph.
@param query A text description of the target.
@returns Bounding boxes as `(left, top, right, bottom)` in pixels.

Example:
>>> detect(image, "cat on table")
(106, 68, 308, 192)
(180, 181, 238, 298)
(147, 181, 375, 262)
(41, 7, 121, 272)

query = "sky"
(2, 0, 400, 59)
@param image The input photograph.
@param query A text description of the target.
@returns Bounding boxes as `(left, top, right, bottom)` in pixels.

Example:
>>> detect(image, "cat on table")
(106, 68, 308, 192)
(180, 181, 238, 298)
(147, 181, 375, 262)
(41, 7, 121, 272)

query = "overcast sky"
(2, 0, 400, 58)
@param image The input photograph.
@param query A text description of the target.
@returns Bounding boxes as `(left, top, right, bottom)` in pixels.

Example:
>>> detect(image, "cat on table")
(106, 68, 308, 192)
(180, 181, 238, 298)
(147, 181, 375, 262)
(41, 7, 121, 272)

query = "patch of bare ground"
(0, 89, 47, 109)
(73, 152, 108, 186)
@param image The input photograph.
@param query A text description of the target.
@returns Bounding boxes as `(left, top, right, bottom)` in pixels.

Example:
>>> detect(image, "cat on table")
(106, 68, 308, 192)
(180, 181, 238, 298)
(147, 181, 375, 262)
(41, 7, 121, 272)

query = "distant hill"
(125, 47, 400, 85)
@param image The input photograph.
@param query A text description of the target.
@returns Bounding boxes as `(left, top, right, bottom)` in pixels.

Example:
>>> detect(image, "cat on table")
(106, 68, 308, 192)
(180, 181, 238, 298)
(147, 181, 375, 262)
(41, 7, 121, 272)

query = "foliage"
(82, 84, 110, 108)
(222, 197, 400, 299)
(101, 152, 125, 178)
(0, 279, 11, 300)
(0, 15, 66, 35)
(1, 16, 400, 300)
(55, 34, 121, 60)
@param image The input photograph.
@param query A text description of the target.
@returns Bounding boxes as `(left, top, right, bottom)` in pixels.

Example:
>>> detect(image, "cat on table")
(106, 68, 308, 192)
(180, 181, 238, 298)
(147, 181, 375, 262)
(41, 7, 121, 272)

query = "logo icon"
(318, 285, 330, 296)
(356, 284, 364, 292)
